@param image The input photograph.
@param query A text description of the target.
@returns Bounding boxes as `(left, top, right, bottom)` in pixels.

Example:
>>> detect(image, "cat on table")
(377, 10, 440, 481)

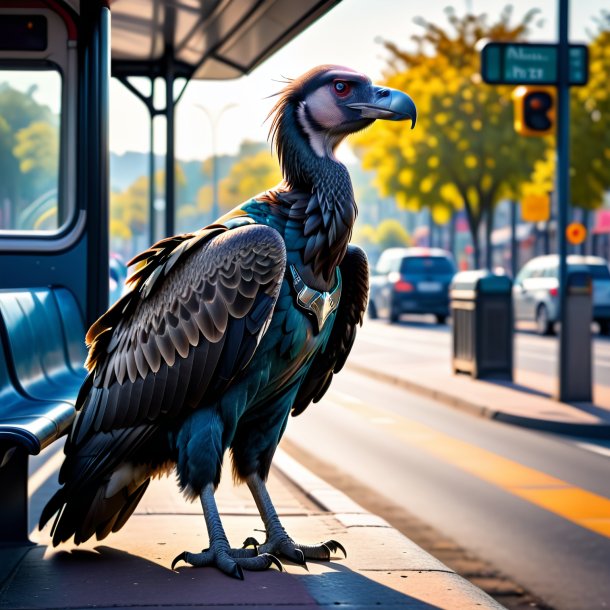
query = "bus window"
(0, 68, 62, 232)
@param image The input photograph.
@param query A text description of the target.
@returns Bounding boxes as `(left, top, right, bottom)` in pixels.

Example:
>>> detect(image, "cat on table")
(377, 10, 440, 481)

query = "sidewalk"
(348, 330, 610, 438)
(0, 451, 504, 610)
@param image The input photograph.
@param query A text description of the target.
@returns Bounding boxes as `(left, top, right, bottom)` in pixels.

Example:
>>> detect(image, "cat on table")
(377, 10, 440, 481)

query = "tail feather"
(39, 477, 151, 547)
(112, 479, 150, 534)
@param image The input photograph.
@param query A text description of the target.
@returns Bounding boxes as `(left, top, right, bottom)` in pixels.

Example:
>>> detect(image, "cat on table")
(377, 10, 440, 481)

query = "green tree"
(353, 7, 546, 267)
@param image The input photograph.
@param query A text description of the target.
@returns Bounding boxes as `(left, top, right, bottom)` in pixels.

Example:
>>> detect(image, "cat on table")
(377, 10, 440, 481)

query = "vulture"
(40, 65, 416, 578)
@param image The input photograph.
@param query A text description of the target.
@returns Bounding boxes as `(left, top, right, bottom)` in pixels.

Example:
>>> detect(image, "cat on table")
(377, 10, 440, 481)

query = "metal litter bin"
(451, 270, 513, 380)
(559, 270, 592, 402)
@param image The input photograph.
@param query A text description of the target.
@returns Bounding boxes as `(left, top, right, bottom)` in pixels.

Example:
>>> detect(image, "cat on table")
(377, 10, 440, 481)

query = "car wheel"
(368, 300, 378, 320)
(536, 304, 553, 336)
(389, 307, 400, 323)
(435, 314, 447, 325)
(598, 320, 610, 336)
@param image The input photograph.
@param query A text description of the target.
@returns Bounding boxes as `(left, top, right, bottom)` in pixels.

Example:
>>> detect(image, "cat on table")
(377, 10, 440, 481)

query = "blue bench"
(0, 287, 86, 543)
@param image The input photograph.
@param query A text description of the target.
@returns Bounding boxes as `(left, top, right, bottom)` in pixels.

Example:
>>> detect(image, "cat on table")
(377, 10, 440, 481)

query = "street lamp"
(195, 103, 238, 221)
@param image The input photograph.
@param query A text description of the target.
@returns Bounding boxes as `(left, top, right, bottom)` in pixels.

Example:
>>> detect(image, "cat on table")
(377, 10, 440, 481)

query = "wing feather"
(44, 223, 286, 546)
(75, 223, 285, 442)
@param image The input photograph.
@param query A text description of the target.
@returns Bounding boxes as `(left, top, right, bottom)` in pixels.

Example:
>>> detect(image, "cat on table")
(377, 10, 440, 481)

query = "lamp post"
(195, 103, 238, 222)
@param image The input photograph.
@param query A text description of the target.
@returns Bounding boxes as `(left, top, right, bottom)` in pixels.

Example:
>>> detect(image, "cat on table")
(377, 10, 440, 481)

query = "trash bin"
(450, 270, 513, 380)
(559, 270, 592, 402)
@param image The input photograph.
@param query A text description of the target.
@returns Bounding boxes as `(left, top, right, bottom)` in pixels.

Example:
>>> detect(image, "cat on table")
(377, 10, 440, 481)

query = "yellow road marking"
(326, 393, 610, 539)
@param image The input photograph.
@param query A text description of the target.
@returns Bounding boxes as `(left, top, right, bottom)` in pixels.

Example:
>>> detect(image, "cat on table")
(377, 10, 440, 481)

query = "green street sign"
(481, 42, 588, 86)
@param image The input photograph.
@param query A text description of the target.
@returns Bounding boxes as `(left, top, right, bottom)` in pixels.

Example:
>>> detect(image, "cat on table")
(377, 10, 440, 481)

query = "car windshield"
(400, 257, 455, 275)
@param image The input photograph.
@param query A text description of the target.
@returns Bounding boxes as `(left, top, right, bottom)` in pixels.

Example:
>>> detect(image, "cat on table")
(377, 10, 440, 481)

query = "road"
(283, 362, 610, 610)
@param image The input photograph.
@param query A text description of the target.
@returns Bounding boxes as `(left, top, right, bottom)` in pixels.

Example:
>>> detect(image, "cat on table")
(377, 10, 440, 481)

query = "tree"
(375, 218, 412, 249)
(525, 13, 610, 211)
(110, 166, 186, 260)
(13, 120, 59, 199)
(197, 147, 281, 216)
(0, 82, 58, 227)
(351, 222, 377, 251)
(352, 7, 547, 267)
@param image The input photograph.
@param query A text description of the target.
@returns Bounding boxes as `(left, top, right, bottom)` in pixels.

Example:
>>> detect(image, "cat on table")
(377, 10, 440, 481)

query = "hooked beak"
(347, 85, 416, 128)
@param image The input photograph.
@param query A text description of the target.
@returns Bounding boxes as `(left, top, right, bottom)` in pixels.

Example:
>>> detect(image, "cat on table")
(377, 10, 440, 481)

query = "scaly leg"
(244, 473, 346, 564)
(171, 483, 282, 578)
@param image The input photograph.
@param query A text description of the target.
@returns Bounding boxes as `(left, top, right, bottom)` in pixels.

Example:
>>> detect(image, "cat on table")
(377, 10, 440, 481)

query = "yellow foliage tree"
(375, 218, 412, 250)
(352, 7, 547, 267)
(110, 166, 186, 259)
(525, 16, 610, 210)
(197, 148, 281, 217)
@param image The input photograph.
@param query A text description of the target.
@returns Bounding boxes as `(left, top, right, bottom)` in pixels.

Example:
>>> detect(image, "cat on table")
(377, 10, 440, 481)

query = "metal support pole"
(485, 205, 493, 271)
(149, 79, 156, 244)
(81, 0, 110, 324)
(449, 210, 456, 260)
(511, 200, 518, 279)
(165, 57, 175, 238)
(557, 0, 574, 401)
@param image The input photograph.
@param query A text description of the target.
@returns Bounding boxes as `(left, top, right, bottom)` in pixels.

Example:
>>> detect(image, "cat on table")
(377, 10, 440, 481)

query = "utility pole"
(196, 103, 238, 222)
(556, 0, 571, 401)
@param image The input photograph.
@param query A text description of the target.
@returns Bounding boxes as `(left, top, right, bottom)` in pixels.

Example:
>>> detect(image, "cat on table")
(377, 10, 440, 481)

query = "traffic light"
(512, 86, 555, 136)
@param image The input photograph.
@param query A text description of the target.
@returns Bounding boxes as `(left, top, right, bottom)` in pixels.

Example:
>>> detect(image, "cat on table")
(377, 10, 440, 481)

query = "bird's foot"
(244, 535, 346, 563)
(172, 543, 282, 579)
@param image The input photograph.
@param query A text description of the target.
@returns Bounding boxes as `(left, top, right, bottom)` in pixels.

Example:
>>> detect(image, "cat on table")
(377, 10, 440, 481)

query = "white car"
(513, 254, 610, 335)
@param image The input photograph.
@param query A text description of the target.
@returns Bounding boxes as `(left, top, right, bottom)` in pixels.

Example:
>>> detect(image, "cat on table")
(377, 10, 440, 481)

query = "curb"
(273, 448, 507, 610)
(347, 362, 610, 439)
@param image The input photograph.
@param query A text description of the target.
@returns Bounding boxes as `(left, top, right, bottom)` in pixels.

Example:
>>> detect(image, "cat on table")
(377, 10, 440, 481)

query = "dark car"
(368, 247, 456, 323)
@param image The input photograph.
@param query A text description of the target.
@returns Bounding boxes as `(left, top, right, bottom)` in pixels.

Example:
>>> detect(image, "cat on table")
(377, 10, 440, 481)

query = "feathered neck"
(270, 101, 357, 284)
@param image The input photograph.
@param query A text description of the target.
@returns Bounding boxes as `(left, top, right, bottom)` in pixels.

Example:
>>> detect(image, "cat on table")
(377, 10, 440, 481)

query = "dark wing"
(291, 244, 369, 416)
(41, 223, 286, 544)
(71, 224, 286, 444)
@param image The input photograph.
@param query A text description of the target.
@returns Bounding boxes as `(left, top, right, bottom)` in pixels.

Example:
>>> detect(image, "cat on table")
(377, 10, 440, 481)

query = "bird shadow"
(1, 544, 446, 609)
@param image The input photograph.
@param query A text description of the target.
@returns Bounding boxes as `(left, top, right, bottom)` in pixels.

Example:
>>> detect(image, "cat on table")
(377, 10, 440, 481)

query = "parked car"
(368, 247, 456, 324)
(513, 254, 610, 335)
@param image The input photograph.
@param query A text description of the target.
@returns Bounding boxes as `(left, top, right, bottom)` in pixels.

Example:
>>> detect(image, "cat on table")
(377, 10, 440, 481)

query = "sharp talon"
(327, 540, 347, 558)
(243, 536, 260, 549)
(295, 548, 306, 566)
(266, 554, 284, 572)
(171, 552, 187, 571)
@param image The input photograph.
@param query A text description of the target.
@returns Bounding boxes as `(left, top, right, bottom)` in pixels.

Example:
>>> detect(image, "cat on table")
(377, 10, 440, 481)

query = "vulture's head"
(269, 65, 416, 187)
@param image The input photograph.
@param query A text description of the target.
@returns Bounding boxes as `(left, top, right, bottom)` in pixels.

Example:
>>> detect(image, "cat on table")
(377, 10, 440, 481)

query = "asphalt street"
(283, 364, 610, 610)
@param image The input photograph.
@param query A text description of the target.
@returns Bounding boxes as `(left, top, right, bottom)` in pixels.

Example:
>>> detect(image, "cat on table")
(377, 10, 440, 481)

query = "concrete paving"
(347, 328, 610, 438)
(0, 451, 505, 609)
(6, 322, 602, 609)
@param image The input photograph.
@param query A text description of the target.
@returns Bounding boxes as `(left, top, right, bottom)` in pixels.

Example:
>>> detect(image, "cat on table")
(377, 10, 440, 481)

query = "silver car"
(513, 254, 610, 335)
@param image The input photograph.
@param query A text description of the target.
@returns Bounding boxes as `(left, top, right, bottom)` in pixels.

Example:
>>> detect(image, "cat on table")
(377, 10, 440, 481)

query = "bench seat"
(0, 287, 86, 543)
(0, 288, 87, 404)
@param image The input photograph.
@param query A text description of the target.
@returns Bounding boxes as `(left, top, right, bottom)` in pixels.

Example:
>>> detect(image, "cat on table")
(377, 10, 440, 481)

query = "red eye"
(333, 80, 351, 97)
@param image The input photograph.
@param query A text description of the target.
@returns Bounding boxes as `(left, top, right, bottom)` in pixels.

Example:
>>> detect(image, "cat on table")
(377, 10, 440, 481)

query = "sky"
(108, 0, 606, 162)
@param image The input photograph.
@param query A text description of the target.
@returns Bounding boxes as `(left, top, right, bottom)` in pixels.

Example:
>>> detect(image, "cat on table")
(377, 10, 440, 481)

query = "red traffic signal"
(512, 86, 556, 136)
